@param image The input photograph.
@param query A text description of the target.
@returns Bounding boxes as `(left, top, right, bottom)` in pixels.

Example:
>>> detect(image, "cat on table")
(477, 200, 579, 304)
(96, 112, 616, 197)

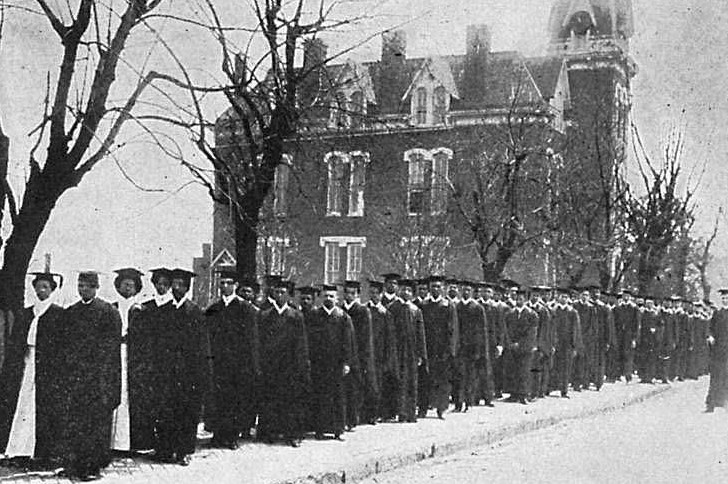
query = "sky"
(1, 0, 727, 302)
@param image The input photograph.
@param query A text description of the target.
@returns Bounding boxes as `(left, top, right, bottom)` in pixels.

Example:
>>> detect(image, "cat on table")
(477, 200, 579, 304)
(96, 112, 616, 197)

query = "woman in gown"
(0, 272, 65, 468)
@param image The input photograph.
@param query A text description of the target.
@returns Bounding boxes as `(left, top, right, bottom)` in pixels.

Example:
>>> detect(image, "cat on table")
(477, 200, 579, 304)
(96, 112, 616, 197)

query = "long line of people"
(0, 268, 719, 481)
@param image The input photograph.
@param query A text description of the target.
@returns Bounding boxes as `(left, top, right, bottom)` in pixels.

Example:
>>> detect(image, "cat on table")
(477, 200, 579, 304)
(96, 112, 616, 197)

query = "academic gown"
(110, 298, 143, 451)
(638, 309, 663, 382)
(60, 298, 121, 476)
(483, 301, 507, 398)
(503, 306, 538, 399)
(456, 300, 490, 406)
(306, 306, 352, 436)
(530, 302, 554, 397)
(552, 304, 583, 395)
(419, 298, 458, 414)
(154, 299, 207, 458)
(592, 301, 616, 389)
(343, 301, 378, 424)
(0, 303, 64, 459)
(614, 302, 641, 381)
(126, 299, 169, 450)
(706, 308, 728, 408)
(257, 304, 310, 440)
(205, 297, 260, 443)
(367, 300, 399, 419)
(572, 301, 596, 390)
(387, 298, 426, 421)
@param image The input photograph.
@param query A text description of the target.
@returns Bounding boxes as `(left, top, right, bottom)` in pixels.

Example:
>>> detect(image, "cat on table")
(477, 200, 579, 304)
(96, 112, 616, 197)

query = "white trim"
(347, 152, 369, 217)
(319, 236, 367, 248)
(211, 248, 236, 267)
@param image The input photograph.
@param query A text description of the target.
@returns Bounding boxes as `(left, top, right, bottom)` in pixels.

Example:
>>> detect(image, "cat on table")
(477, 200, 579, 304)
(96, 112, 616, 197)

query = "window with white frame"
(324, 242, 340, 284)
(350, 90, 365, 128)
(273, 155, 291, 217)
(346, 242, 363, 281)
(321, 236, 366, 284)
(326, 152, 347, 216)
(406, 150, 428, 215)
(348, 152, 368, 217)
(430, 149, 451, 215)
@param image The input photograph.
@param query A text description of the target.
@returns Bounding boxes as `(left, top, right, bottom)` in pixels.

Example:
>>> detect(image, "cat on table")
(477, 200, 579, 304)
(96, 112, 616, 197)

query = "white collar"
(430, 295, 443, 303)
(461, 297, 473, 305)
(369, 300, 386, 311)
(118, 295, 136, 309)
(154, 291, 173, 307)
(222, 293, 240, 306)
(33, 298, 54, 318)
(449, 297, 460, 303)
(343, 298, 360, 311)
(81, 297, 95, 305)
(322, 304, 337, 316)
(272, 300, 289, 315)
(173, 294, 189, 309)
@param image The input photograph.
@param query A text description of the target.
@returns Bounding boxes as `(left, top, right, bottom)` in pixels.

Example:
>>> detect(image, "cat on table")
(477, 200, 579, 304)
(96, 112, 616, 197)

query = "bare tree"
(0, 0, 175, 311)
(183, 0, 376, 280)
(617, 123, 698, 294)
(693, 208, 722, 300)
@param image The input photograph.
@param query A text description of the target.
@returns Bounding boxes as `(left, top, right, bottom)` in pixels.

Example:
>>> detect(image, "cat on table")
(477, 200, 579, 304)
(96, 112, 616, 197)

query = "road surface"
(362, 379, 728, 484)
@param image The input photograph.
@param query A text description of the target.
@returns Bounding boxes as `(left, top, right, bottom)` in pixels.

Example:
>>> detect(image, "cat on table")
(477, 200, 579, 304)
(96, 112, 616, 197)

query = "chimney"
(462, 25, 491, 106)
(381, 30, 407, 64)
(379, 30, 408, 114)
(300, 38, 328, 108)
(466, 24, 491, 56)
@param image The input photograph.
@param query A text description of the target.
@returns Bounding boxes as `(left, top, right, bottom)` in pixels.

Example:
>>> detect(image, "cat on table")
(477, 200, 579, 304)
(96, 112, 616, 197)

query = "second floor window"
(431, 150, 450, 215)
(326, 153, 346, 216)
(407, 151, 427, 215)
(348, 153, 367, 217)
(273, 157, 291, 217)
(433, 86, 448, 124)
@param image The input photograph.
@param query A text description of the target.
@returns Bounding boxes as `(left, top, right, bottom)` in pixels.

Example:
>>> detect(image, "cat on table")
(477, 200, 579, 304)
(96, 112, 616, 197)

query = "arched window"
(406, 150, 428, 215)
(325, 153, 347, 216)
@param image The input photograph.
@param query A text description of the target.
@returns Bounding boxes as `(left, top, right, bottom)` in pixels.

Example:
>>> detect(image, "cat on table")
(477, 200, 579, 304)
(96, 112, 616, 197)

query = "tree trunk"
(234, 201, 263, 281)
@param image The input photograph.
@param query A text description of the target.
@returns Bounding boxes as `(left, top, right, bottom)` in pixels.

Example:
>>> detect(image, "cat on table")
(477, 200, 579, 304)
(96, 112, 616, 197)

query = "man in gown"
(60, 271, 121, 481)
(366, 281, 399, 422)
(0, 272, 65, 467)
(306, 285, 352, 439)
(205, 269, 260, 448)
(110, 268, 144, 454)
(705, 289, 728, 412)
(256, 278, 310, 447)
(154, 269, 207, 466)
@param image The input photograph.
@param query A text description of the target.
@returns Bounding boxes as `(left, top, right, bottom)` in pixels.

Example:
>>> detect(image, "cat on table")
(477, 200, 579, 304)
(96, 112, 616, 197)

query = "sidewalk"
(0, 378, 701, 484)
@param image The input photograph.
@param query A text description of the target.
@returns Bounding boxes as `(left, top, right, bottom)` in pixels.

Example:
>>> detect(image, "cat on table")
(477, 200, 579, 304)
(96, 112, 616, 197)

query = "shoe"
(560, 392, 570, 399)
(705, 406, 715, 413)
(436, 410, 445, 420)
(79, 472, 102, 481)
(175, 454, 191, 466)
(314, 432, 325, 440)
(225, 441, 239, 450)
(151, 452, 175, 463)
(483, 401, 495, 408)
(334, 433, 344, 441)
(287, 439, 300, 448)
(518, 397, 528, 405)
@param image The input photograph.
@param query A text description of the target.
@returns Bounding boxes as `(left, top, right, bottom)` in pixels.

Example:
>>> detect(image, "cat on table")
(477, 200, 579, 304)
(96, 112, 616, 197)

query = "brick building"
(202, 0, 636, 300)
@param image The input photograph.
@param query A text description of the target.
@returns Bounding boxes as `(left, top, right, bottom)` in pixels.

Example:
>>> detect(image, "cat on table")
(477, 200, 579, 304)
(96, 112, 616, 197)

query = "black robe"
(552, 304, 583, 395)
(419, 298, 458, 413)
(205, 297, 260, 442)
(306, 306, 352, 435)
(614, 302, 641, 380)
(343, 301, 378, 424)
(257, 304, 310, 439)
(154, 299, 207, 457)
(60, 299, 121, 475)
(503, 306, 538, 398)
(387, 298, 426, 421)
(367, 300, 399, 417)
(456, 300, 491, 406)
(0, 304, 65, 459)
(127, 299, 169, 450)
(707, 308, 728, 408)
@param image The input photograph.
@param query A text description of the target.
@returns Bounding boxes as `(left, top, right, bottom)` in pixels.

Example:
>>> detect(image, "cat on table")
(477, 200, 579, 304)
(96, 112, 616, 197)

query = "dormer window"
(350, 90, 365, 128)
(404, 57, 458, 127)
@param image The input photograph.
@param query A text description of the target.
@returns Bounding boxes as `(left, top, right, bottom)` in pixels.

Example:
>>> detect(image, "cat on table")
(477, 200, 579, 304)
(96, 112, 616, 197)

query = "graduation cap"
(618, 288, 633, 296)
(368, 280, 384, 291)
(555, 287, 572, 295)
(500, 278, 520, 290)
(381, 273, 402, 282)
(344, 280, 362, 290)
(297, 286, 320, 296)
(459, 279, 475, 288)
(238, 277, 260, 291)
(399, 279, 418, 289)
(320, 284, 338, 292)
(428, 275, 447, 283)
(170, 268, 196, 286)
(78, 271, 101, 287)
(29, 272, 63, 290)
(149, 267, 173, 284)
(445, 277, 460, 286)
(417, 278, 430, 286)
(718, 289, 728, 295)
(265, 274, 284, 287)
(113, 267, 144, 292)
(216, 268, 239, 281)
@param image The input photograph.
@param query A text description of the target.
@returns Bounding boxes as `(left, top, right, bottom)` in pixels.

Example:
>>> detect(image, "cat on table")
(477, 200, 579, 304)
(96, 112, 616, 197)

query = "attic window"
(433, 86, 448, 124)
(414, 87, 428, 125)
